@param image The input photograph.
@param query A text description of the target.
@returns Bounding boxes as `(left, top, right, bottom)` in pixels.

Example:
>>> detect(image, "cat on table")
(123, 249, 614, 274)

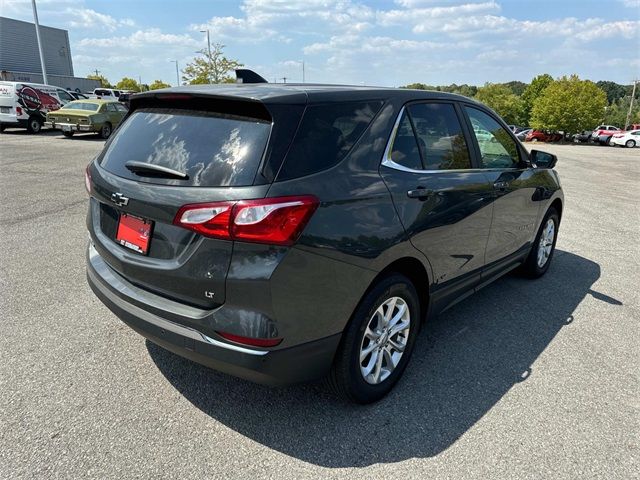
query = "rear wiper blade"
(124, 161, 188, 180)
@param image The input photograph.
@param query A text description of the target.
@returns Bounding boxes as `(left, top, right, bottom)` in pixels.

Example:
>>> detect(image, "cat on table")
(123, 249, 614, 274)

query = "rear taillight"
(174, 195, 319, 246)
(84, 165, 92, 194)
(16, 106, 22, 116)
(216, 331, 283, 348)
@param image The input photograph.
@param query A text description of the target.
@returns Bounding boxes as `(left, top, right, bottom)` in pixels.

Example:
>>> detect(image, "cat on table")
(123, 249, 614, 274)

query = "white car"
(610, 129, 640, 148)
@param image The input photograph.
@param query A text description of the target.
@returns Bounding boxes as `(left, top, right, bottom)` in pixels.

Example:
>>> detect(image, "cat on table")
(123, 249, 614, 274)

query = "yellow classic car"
(45, 99, 128, 139)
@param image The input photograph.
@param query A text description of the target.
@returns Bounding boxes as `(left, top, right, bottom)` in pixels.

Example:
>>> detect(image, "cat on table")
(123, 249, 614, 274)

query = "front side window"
(465, 107, 520, 168)
(57, 89, 74, 102)
(407, 103, 471, 170)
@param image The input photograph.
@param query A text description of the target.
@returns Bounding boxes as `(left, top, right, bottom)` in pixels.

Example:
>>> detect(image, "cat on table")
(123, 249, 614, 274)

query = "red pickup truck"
(591, 125, 621, 145)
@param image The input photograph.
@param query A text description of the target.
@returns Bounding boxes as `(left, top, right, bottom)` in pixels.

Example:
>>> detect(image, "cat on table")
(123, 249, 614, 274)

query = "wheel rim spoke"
(360, 341, 378, 362)
(359, 296, 411, 385)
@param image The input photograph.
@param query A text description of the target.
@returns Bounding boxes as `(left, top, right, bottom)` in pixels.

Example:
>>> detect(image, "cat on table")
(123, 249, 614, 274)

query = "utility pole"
(94, 69, 100, 77)
(170, 60, 179, 86)
(302, 60, 305, 83)
(31, 0, 48, 85)
(624, 79, 638, 130)
(281, 77, 287, 83)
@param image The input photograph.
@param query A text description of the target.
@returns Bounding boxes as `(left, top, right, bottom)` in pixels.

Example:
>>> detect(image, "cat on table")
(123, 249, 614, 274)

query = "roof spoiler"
(235, 69, 268, 84)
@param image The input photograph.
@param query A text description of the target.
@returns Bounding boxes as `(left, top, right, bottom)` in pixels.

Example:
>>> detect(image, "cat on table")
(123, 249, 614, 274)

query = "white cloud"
(65, 8, 135, 32)
(77, 29, 199, 49)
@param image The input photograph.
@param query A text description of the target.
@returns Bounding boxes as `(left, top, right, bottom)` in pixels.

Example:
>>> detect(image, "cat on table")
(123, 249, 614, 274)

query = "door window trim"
(381, 102, 478, 174)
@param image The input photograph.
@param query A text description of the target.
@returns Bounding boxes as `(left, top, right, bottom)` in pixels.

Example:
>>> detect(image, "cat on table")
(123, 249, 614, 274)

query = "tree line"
(86, 42, 638, 134)
(403, 76, 639, 134)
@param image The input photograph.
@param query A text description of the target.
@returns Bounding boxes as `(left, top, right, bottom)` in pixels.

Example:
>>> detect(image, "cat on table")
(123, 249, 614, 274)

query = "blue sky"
(2, 0, 639, 86)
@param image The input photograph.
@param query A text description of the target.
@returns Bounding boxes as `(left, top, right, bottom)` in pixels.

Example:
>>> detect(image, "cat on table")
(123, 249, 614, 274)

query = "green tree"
(596, 81, 628, 104)
(521, 74, 554, 126)
(402, 83, 432, 90)
(148, 80, 171, 90)
(182, 43, 243, 84)
(503, 80, 527, 96)
(475, 83, 524, 125)
(115, 77, 142, 92)
(531, 75, 607, 135)
(604, 95, 640, 128)
(87, 74, 112, 88)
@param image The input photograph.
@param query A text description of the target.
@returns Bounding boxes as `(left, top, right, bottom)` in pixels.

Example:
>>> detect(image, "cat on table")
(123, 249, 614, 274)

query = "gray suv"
(86, 83, 563, 403)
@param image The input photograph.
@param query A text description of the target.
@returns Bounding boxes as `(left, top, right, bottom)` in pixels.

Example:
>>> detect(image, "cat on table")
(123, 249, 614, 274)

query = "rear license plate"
(0, 107, 10, 114)
(116, 213, 152, 255)
(62, 124, 71, 132)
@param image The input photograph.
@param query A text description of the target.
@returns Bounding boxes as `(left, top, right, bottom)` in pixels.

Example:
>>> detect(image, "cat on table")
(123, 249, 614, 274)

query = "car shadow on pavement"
(147, 250, 618, 468)
(1, 129, 105, 141)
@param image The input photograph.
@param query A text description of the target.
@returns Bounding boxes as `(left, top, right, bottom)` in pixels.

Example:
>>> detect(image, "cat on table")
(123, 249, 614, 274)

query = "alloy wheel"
(537, 218, 555, 268)
(359, 296, 411, 385)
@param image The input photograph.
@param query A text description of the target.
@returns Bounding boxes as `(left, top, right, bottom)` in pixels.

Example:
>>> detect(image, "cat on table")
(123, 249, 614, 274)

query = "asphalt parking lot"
(1, 129, 638, 479)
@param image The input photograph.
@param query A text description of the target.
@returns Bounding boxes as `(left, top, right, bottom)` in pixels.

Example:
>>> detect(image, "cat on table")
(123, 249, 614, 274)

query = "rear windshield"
(63, 102, 98, 111)
(98, 108, 271, 187)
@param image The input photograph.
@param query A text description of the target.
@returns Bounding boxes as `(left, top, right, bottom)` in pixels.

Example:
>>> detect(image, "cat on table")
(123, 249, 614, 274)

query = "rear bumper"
(86, 243, 341, 386)
(45, 122, 94, 132)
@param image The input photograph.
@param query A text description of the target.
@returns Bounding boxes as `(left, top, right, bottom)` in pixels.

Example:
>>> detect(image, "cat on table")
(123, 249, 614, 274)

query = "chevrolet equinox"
(86, 81, 563, 403)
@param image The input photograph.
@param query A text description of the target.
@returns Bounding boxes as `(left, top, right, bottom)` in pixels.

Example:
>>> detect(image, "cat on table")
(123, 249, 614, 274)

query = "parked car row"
(516, 124, 640, 147)
(0, 81, 129, 136)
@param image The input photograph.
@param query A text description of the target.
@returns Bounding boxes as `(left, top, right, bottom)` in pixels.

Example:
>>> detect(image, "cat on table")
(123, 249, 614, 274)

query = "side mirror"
(530, 149, 557, 169)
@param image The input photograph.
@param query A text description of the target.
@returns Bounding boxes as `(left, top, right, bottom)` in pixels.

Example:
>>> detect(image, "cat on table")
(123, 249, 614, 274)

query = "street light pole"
(31, 0, 48, 85)
(170, 60, 179, 86)
(200, 30, 212, 83)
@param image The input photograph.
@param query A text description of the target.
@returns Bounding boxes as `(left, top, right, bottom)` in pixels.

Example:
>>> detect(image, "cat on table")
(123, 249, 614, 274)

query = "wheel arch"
(550, 197, 563, 221)
(361, 256, 431, 323)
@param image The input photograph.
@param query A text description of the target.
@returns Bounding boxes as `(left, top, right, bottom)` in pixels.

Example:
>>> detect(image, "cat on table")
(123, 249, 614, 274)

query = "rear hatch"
(88, 96, 281, 309)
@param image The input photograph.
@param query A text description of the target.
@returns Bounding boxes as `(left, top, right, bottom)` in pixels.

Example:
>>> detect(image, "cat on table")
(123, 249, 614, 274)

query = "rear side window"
(277, 101, 383, 180)
(388, 112, 422, 170)
(407, 103, 471, 170)
(99, 109, 271, 187)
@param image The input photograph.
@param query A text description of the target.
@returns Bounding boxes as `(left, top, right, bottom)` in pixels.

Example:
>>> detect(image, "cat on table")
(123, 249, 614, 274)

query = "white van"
(0, 81, 75, 133)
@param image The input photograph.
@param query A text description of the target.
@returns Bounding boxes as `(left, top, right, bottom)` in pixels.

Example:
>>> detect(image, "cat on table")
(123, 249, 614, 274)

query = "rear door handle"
(407, 187, 434, 199)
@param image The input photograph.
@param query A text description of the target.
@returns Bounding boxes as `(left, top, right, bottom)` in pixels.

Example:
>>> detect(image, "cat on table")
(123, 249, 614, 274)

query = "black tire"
(326, 274, 420, 404)
(0, 124, 5, 132)
(26, 116, 43, 134)
(520, 207, 559, 278)
(99, 122, 112, 139)
(605, 136, 611, 146)
(62, 131, 74, 138)
(625, 139, 636, 148)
